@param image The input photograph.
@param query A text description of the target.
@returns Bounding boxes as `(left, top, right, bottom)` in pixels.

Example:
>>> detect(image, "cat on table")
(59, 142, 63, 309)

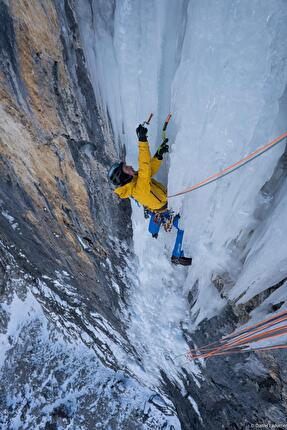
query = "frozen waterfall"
(77, 0, 287, 384)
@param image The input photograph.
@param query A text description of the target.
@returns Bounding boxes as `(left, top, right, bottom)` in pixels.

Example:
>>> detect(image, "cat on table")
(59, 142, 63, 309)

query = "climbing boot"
(171, 256, 192, 266)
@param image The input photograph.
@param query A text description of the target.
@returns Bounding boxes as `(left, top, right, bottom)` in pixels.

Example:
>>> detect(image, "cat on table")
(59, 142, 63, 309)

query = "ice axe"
(162, 113, 172, 141)
(142, 113, 154, 127)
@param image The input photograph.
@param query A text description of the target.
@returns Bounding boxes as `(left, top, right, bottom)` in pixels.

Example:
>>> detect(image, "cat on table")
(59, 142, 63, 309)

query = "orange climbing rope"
(168, 131, 287, 198)
(190, 344, 287, 360)
(187, 309, 287, 361)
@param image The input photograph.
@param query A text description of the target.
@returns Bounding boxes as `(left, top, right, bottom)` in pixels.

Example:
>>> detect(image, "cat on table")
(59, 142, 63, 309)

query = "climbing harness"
(168, 131, 287, 198)
(147, 210, 173, 237)
(153, 209, 175, 232)
(187, 308, 287, 361)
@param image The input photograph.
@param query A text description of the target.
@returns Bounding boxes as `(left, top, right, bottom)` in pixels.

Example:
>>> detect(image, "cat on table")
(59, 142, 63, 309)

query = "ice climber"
(108, 124, 192, 266)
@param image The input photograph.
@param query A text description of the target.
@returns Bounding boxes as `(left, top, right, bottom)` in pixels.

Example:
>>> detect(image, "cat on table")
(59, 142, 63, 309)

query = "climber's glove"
(136, 124, 148, 142)
(144, 208, 150, 219)
(154, 138, 169, 160)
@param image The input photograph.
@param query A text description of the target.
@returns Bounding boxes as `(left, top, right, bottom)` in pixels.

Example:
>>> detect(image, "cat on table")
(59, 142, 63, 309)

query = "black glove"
(154, 138, 169, 160)
(136, 124, 148, 142)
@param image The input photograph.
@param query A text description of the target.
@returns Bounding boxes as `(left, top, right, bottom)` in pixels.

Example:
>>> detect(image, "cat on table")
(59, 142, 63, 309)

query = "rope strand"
(187, 310, 287, 361)
(169, 132, 287, 198)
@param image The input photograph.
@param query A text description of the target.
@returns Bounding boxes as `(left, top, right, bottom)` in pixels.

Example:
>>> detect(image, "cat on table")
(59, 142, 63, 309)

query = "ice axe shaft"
(163, 113, 172, 131)
(162, 113, 172, 140)
(142, 113, 153, 126)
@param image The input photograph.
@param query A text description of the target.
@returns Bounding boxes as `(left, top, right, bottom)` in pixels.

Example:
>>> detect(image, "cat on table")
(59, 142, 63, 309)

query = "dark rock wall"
(0, 0, 132, 332)
(0, 1, 147, 426)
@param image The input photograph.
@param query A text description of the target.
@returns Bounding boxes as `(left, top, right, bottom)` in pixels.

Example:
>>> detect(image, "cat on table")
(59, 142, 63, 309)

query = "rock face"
(0, 1, 162, 428)
(1, 1, 287, 429)
(0, 0, 133, 328)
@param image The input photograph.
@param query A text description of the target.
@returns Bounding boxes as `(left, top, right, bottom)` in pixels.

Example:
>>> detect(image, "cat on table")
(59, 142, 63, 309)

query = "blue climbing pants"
(172, 215, 184, 258)
(148, 211, 185, 258)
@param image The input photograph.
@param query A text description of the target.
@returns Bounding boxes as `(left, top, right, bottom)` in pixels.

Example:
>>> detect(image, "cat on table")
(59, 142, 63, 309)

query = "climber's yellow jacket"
(114, 141, 167, 212)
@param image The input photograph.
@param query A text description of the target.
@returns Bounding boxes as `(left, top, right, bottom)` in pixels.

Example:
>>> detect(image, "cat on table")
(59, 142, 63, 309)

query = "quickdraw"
(148, 210, 175, 232)
(161, 210, 175, 232)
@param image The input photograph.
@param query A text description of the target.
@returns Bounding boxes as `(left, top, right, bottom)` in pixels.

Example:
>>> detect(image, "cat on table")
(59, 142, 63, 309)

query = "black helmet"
(108, 162, 133, 187)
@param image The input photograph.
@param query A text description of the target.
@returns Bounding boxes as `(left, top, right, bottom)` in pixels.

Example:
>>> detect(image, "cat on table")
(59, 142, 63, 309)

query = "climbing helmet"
(108, 162, 133, 187)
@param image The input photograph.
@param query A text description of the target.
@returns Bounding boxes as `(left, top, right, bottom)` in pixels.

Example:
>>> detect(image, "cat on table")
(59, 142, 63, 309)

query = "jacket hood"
(114, 177, 137, 199)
